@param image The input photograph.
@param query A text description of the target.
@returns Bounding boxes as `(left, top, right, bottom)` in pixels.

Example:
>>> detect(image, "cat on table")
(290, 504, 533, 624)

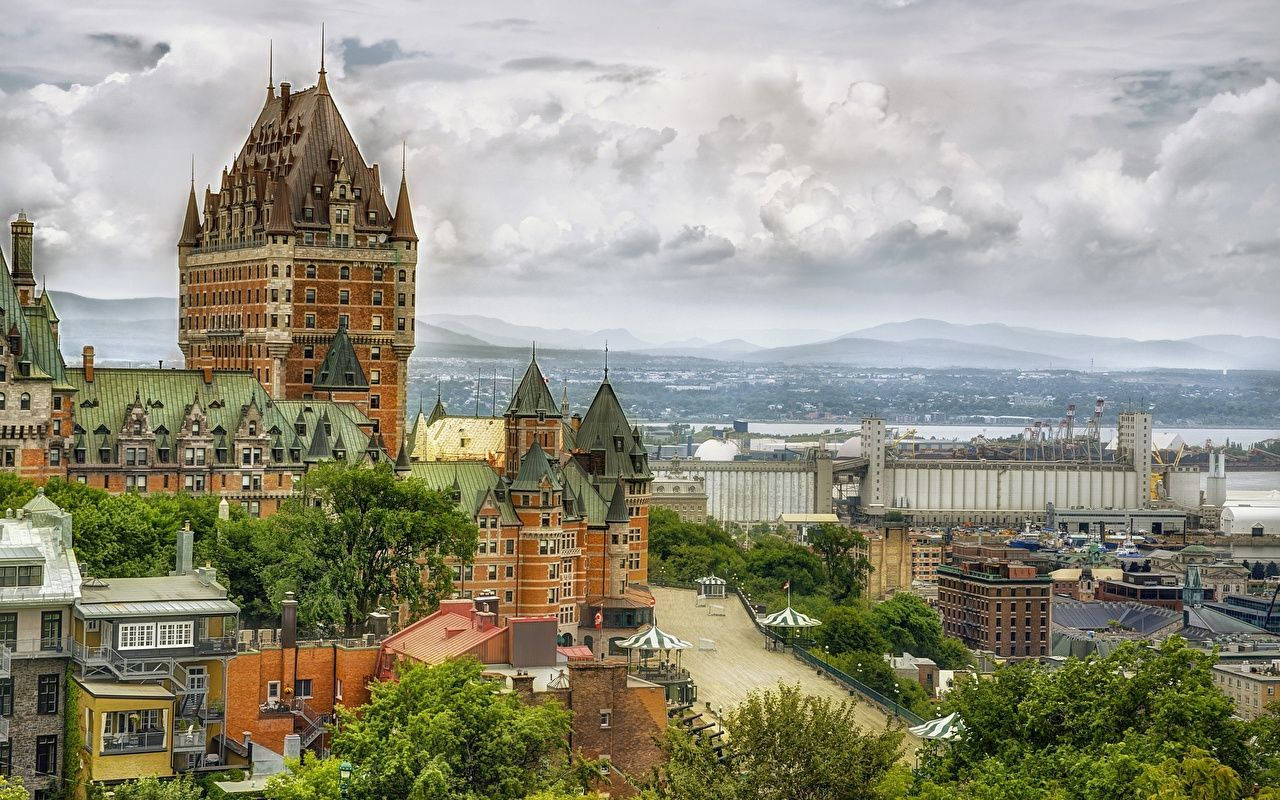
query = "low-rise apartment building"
(1212, 661, 1280, 720)
(71, 528, 238, 783)
(938, 557, 1052, 660)
(0, 490, 81, 799)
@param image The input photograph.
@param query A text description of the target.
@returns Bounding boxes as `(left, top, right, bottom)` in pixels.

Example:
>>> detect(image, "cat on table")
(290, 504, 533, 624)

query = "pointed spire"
(316, 23, 330, 95)
(179, 172, 201, 247)
(389, 143, 417, 242)
(267, 39, 275, 101)
(604, 340, 609, 381)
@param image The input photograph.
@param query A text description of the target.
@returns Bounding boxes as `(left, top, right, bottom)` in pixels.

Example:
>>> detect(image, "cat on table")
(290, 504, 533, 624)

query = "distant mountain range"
(41, 293, 1280, 372)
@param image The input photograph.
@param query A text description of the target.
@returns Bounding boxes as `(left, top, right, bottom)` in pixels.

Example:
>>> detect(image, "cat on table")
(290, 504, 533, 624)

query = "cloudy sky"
(0, 1, 1277, 343)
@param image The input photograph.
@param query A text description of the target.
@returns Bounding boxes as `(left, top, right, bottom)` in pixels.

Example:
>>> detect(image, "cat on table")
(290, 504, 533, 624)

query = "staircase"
(291, 698, 330, 749)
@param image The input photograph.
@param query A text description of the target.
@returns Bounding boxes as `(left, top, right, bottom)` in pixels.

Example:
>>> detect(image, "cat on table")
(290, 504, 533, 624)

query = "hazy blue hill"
(425, 314, 652, 351)
(744, 336, 1076, 369)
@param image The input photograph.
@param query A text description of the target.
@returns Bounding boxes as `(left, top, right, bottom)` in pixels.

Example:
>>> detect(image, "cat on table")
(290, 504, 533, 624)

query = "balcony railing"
(1, 637, 71, 660)
(172, 725, 207, 752)
(101, 730, 166, 755)
(195, 635, 238, 655)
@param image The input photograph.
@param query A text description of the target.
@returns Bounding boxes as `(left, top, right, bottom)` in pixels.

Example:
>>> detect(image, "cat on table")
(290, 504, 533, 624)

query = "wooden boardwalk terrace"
(650, 586, 918, 742)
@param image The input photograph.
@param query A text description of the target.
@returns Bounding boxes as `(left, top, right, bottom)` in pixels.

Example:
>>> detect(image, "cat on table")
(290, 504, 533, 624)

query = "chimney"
(281, 591, 298, 649)
(282, 733, 301, 761)
(82, 346, 95, 383)
(172, 521, 193, 575)
(195, 563, 217, 586)
(279, 82, 291, 116)
(197, 347, 214, 384)
(510, 672, 535, 700)
(571, 413, 582, 432)
(10, 212, 35, 304)
(366, 606, 389, 637)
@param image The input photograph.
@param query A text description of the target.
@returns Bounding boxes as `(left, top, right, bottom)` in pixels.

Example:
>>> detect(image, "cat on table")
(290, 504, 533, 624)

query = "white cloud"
(0, 2, 1275, 339)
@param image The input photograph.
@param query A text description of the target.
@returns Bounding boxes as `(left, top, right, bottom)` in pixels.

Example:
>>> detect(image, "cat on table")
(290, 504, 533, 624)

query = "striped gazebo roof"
(909, 712, 967, 740)
(759, 606, 821, 628)
(617, 625, 692, 651)
(695, 575, 727, 586)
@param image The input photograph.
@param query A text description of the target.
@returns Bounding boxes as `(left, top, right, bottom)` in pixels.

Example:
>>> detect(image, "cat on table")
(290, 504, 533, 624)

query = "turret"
(389, 146, 417, 245)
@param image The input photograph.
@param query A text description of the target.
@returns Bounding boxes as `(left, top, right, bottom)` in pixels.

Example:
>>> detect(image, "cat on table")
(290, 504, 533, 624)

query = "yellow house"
(75, 681, 177, 782)
(71, 527, 240, 784)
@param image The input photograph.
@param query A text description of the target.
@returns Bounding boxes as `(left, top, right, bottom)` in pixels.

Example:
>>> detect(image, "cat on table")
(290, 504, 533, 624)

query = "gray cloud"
(465, 18, 536, 31)
(87, 33, 170, 71)
(0, 1, 1276, 340)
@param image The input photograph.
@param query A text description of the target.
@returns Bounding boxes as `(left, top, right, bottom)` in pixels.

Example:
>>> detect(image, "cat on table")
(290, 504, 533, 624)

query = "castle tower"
(503, 354, 562, 481)
(177, 57, 416, 447)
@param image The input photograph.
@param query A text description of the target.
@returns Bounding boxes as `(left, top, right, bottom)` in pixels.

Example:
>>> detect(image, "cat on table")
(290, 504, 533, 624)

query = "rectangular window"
(295, 679, 313, 699)
(118, 622, 155, 650)
(41, 611, 62, 650)
(0, 678, 12, 716)
(0, 614, 15, 649)
(372, 290, 382, 306)
(599, 710, 611, 728)
(0, 741, 9, 778)
(370, 369, 381, 385)
(339, 290, 350, 305)
(35, 736, 56, 775)
(370, 395, 381, 409)
(157, 621, 193, 648)
(37, 674, 59, 714)
(336, 679, 343, 701)
(370, 346, 381, 360)
(267, 681, 281, 702)
(371, 315, 383, 331)
(305, 288, 316, 303)
(305, 314, 316, 329)
(504, 590, 513, 603)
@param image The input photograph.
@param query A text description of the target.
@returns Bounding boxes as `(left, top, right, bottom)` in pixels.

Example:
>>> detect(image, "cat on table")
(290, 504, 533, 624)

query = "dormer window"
(303, 208, 314, 222)
(248, 422, 257, 436)
(333, 448, 346, 460)
(354, 187, 362, 199)
(314, 185, 322, 196)
(367, 211, 377, 224)
(191, 422, 201, 435)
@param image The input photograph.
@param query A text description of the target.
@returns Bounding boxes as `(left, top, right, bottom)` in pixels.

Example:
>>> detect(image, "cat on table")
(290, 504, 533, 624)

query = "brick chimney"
(82, 346, 95, 383)
(279, 82, 291, 116)
(197, 347, 214, 384)
(281, 591, 298, 649)
(510, 671, 535, 700)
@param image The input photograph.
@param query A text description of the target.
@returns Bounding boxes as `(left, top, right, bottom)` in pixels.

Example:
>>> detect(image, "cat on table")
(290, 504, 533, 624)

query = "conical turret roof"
(265, 176, 296, 236)
(179, 184, 201, 246)
(505, 356, 559, 418)
(389, 172, 417, 242)
(577, 376, 649, 479)
(512, 442, 562, 491)
(313, 321, 369, 391)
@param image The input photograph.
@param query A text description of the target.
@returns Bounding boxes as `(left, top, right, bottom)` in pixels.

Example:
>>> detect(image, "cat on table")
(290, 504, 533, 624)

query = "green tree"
(110, 775, 204, 800)
(742, 537, 825, 596)
(919, 638, 1254, 799)
(268, 658, 576, 800)
(0, 777, 27, 800)
(261, 462, 478, 629)
(816, 605, 887, 656)
(642, 728, 740, 800)
(809, 523, 871, 601)
(869, 593, 970, 669)
(1132, 749, 1242, 800)
(727, 684, 904, 800)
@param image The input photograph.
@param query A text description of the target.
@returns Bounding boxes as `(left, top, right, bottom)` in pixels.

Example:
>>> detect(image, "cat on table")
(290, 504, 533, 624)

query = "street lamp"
(339, 760, 353, 799)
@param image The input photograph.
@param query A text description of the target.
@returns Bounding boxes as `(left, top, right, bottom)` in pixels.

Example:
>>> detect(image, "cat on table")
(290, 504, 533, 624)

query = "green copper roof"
(0, 246, 39, 377)
(22, 302, 69, 387)
(427, 395, 447, 425)
(511, 441, 562, 491)
(505, 357, 559, 417)
(560, 459, 609, 526)
(606, 481, 629, 524)
(313, 322, 369, 391)
(575, 379, 650, 480)
(409, 461, 518, 524)
(64, 369, 372, 466)
(273, 400, 374, 464)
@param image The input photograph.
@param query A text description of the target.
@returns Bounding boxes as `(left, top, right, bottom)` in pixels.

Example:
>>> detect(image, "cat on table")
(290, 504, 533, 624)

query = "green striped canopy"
(759, 606, 821, 628)
(909, 712, 966, 740)
(695, 575, 727, 586)
(617, 625, 693, 651)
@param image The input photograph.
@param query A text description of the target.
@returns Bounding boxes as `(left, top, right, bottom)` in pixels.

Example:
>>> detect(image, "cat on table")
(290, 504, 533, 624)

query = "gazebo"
(758, 606, 821, 649)
(909, 711, 967, 741)
(695, 574, 727, 599)
(617, 625, 695, 703)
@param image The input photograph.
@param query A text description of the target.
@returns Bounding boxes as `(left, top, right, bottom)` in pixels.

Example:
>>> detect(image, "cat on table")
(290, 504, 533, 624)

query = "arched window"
(19, 393, 30, 410)
(271, 264, 279, 277)
(372, 267, 383, 281)
(340, 266, 350, 280)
